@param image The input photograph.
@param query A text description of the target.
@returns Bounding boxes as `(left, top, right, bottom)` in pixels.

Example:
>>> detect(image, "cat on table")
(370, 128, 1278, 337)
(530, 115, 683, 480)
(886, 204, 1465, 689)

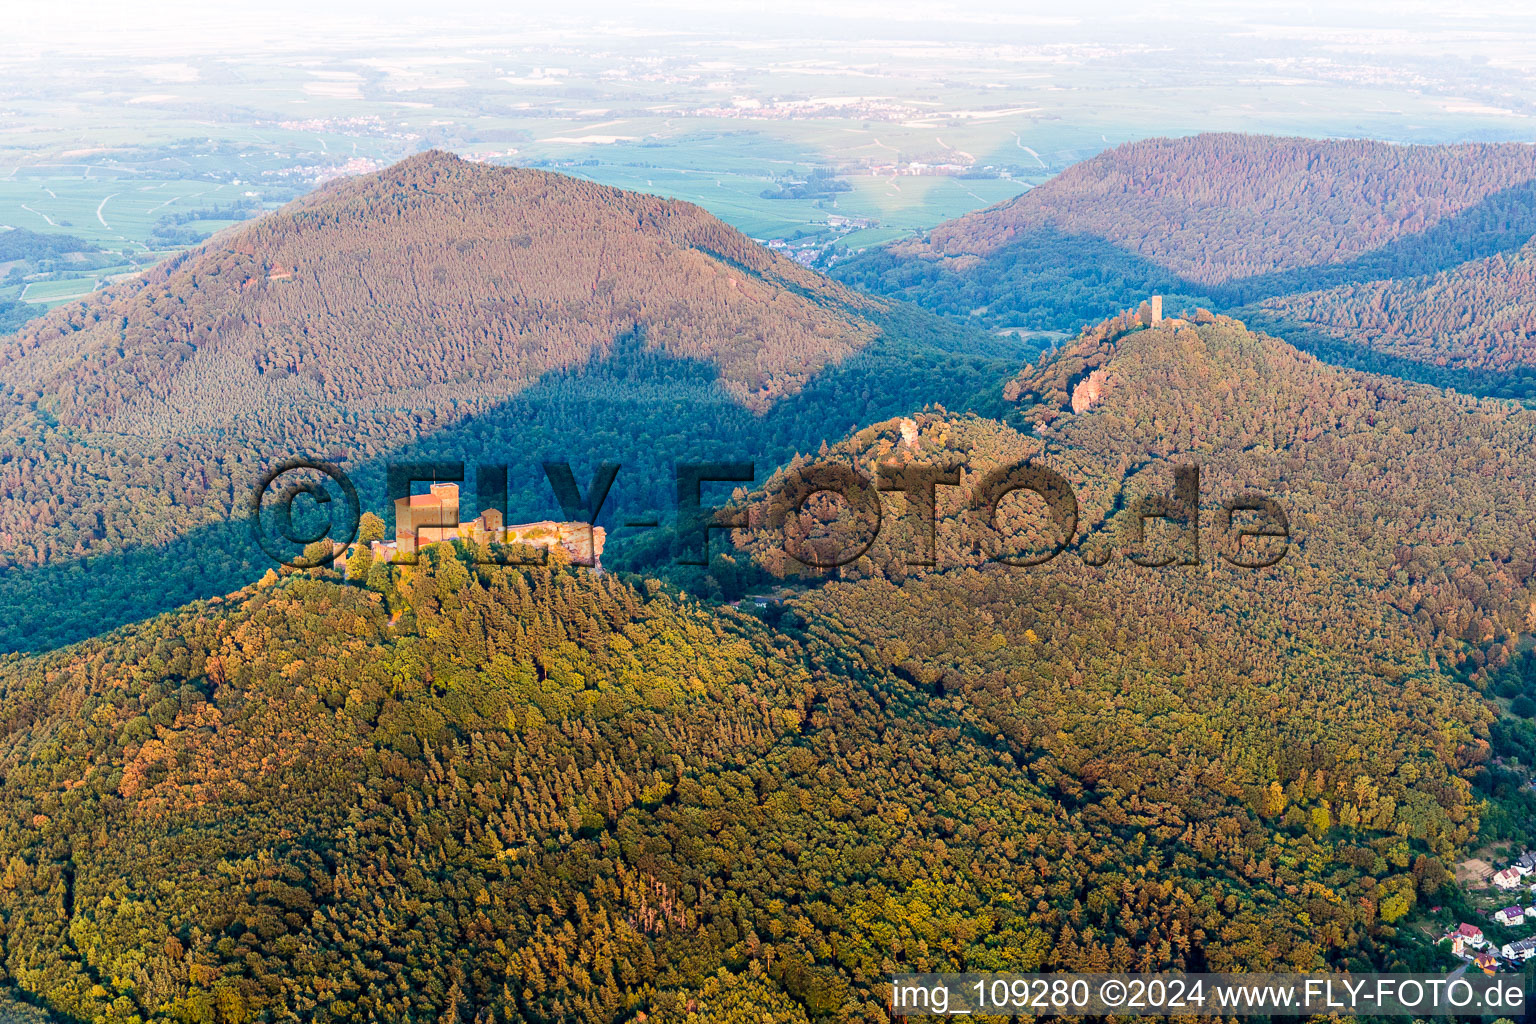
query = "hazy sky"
(13, 0, 1536, 55)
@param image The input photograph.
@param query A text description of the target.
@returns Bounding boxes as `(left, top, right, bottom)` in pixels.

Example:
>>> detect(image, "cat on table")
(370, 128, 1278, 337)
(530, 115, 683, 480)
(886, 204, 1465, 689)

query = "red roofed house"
(1450, 923, 1486, 958)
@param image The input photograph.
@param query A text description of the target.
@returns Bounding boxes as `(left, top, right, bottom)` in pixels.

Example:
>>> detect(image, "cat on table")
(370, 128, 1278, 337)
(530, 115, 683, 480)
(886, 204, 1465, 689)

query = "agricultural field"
(548, 138, 1040, 244)
(0, 173, 287, 315)
(0, 177, 262, 251)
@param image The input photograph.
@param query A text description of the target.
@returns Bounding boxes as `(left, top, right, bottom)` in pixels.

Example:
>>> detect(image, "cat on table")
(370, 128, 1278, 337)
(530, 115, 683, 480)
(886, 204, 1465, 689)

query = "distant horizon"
(12, 0, 1536, 55)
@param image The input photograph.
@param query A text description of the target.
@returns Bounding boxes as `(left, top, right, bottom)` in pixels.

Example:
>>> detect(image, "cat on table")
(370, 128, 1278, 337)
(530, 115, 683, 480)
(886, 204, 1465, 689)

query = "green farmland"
(0, 177, 258, 252)
(566, 158, 1031, 244)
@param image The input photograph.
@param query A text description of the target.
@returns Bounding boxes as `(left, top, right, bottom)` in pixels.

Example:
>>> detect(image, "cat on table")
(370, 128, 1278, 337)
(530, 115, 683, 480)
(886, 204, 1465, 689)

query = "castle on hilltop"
(334, 482, 606, 571)
(1086, 295, 1183, 345)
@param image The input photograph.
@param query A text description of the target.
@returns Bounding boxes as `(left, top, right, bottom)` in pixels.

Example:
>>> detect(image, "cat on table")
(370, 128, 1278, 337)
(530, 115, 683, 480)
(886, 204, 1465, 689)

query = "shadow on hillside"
(839, 182, 1536, 399)
(1213, 176, 1536, 304)
(0, 312, 1027, 654)
(1240, 311, 1536, 400)
(840, 178, 1536, 327)
(831, 226, 1216, 332)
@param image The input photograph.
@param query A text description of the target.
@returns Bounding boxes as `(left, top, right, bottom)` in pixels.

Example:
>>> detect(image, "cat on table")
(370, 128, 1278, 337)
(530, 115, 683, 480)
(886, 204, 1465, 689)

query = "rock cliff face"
(1071, 368, 1109, 414)
(506, 521, 607, 567)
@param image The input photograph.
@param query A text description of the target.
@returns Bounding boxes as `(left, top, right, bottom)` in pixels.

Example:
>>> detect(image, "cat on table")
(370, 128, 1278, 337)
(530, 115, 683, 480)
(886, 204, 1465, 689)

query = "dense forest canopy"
(0, 537, 1488, 1022)
(833, 133, 1536, 396)
(850, 134, 1536, 286)
(0, 152, 1023, 653)
(1, 152, 888, 432)
(4, 141, 1536, 1021)
(1248, 238, 1536, 392)
(723, 312, 1536, 673)
(0, 310, 1522, 1021)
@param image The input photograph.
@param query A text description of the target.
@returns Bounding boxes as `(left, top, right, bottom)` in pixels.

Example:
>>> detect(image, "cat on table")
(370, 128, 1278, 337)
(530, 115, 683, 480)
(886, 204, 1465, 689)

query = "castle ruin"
(335, 482, 606, 572)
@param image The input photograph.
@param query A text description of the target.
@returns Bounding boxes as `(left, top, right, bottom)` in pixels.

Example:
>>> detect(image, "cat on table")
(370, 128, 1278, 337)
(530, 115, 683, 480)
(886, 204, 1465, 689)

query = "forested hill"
(0, 314, 1526, 1019)
(8, 149, 1536, 1021)
(0, 546, 1490, 1022)
(864, 135, 1536, 286)
(1247, 238, 1536, 398)
(1, 149, 885, 431)
(0, 151, 1021, 654)
(727, 309, 1536, 667)
(708, 310, 1536, 983)
(831, 134, 1536, 385)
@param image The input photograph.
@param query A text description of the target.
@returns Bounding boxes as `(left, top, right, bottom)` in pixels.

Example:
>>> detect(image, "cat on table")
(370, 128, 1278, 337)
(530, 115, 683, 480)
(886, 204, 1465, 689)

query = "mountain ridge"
(2, 150, 887, 435)
(722, 309, 1536, 667)
(0, 151, 1023, 653)
(831, 133, 1536, 382)
(891, 134, 1536, 283)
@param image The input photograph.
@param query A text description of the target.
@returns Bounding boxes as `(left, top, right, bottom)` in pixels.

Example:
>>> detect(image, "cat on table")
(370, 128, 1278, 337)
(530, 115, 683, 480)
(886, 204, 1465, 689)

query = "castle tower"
(429, 482, 459, 526)
(395, 482, 460, 553)
(1150, 294, 1163, 325)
